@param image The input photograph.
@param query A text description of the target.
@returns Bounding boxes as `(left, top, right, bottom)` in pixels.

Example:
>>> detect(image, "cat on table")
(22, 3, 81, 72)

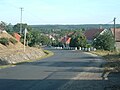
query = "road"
(0, 49, 113, 90)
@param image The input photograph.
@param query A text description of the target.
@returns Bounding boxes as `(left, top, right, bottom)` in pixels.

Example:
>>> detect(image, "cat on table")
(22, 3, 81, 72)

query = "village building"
(111, 28, 120, 50)
(13, 33, 21, 42)
(61, 36, 71, 48)
(84, 28, 104, 43)
(84, 28, 120, 51)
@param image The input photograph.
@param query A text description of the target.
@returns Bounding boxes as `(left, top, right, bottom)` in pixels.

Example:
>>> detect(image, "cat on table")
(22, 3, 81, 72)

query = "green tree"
(6, 23, 14, 34)
(0, 22, 14, 34)
(70, 32, 87, 49)
(0, 21, 6, 30)
(27, 30, 51, 46)
(13, 23, 32, 33)
(28, 30, 41, 46)
(40, 35, 51, 45)
(93, 30, 115, 51)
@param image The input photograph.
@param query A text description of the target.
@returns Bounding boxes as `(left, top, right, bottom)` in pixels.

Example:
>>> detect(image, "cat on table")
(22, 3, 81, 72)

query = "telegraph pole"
(113, 17, 116, 40)
(113, 17, 116, 51)
(24, 28, 27, 52)
(20, 7, 23, 35)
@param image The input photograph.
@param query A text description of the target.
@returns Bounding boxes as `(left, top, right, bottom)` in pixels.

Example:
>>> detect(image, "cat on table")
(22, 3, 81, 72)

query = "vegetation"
(0, 21, 14, 34)
(13, 23, 32, 33)
(9, 38, 18, 44)
(93, 30, 115, 51)
(7, 23, 51, 47)
(0, 38, 9, 46)
(27, 30, 51, 46)
(1, 21, 118, 50)
(31, 24, 120, 31)
(91, 50, 120, 72)
(70, 31, 87, 49)
(0, 37, 18, 46)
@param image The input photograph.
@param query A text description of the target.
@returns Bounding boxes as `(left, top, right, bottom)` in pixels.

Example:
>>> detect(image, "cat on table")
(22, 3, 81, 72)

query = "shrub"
(93, 30, 115, 51)
(0, 38, 9, 46)
(85, 44, 92, 48)
(9, 38, 17, 44)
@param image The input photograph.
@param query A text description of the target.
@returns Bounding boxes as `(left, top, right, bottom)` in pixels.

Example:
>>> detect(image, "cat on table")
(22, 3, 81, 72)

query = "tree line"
(1, 21, 115, 51)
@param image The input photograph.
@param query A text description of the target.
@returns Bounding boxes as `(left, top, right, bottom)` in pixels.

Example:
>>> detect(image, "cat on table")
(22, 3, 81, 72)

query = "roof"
(111, 28, 120, 42)
(66, 38, 71, 44)
(84, 28, 104, 40)
(61, 36, 71, 44)
(13, 33, 21, 41)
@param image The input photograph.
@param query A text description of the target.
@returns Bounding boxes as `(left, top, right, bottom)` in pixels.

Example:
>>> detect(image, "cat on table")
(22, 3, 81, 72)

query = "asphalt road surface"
(0, 49, 115, 90)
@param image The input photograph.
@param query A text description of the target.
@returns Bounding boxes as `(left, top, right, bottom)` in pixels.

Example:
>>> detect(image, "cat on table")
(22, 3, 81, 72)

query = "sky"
(0, 0, 120, 25)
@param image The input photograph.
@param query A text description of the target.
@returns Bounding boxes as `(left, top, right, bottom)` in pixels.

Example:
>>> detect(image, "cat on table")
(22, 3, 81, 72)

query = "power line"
(1, 2, 46, 24)
(106, 20, 114, 24)
(24, 9, 47, 24)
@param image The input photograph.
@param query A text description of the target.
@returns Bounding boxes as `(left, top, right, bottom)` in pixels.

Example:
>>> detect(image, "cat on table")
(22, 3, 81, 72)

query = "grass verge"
(0, 65, 16, 69)
(0, 50, 54, 69)
(91, 50, 120, 72)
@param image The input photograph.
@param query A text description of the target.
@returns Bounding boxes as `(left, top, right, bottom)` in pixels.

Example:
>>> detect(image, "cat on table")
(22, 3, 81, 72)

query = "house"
(49, 35, 55, 41)
(111, 28, 120, 50)
(13, 33, 21, 41)
(61, 36, 71, 47)
(85, 28, 120, 50)
(84, 28, 104, 43)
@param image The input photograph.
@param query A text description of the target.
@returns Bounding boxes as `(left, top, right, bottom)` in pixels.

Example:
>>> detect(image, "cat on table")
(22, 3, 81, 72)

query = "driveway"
(0, 49, 117, 90)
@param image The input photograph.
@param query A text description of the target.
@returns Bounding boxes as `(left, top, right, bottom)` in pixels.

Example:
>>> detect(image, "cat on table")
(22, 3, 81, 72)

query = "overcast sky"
(0, 0, 120, 25)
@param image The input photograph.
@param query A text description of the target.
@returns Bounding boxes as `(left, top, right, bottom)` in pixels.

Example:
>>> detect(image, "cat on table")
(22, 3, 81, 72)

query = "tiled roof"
(14, 33, 21, 41)
(61, 37, 71, 44)
(66, 38, 71, 44)
(84, 28, 104, 40)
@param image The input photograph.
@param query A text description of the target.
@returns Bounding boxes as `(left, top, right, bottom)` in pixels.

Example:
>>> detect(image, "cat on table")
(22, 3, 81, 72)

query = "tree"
(13, 23, 32, 34)
(69, 32, 87, 49)
(6, 23, 14, 34)
(0, 21, 14, 34)
(28, 30, 41, 46)
(93, 30, 115, 51)
(27, 30, 51, 46)
(40, 35, 51, 45)
(0, 21, 6, 30)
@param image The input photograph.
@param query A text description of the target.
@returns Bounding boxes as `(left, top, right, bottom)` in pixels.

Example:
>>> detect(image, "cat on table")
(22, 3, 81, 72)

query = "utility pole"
(24, 28, 27, 52)
(113, 17, 116, 51)
(20, 7, 23, 35)
(113, 17, 116, 40)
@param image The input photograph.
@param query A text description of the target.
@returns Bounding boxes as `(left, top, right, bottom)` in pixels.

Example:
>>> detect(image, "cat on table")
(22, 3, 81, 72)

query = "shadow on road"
(0, 78, 120, 90)
(104, 72, 120, 90)
(1, 50, 119, 90)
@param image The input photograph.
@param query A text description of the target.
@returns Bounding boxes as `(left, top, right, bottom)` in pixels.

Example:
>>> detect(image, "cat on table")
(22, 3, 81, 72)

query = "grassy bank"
(0, 50, 54, 69)
(91, 50, 120, 72)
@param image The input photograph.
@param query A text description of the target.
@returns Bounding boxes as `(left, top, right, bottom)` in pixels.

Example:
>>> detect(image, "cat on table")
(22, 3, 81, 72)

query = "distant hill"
(31, 24, 120, 31)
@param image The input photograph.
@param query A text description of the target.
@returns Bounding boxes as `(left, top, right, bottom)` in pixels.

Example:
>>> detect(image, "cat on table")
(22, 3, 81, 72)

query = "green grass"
(0, 65, 16, 69)
(0, 50, 54, 69)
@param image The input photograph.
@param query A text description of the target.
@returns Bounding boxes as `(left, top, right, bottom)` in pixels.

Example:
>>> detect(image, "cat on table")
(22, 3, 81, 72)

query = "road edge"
(0, 50, 54, 69)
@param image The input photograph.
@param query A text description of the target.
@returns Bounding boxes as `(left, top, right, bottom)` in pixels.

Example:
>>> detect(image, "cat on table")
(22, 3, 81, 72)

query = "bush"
(85, 44, 92, 48)
(9, 38, 17, 44)
(93, 30, 115, 51)
(70, 33, 87, 48)
(0, 38, 9, 46)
